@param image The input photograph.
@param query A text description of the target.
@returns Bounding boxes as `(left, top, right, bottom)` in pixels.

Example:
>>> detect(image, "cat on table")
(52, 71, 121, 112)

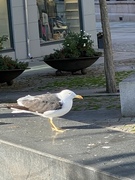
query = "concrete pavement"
(1, 107, 135, 179)
(0, 22, 135, 179)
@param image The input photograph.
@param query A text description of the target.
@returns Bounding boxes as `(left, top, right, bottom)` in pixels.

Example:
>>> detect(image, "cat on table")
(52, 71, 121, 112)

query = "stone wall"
(95, 1, 135, 22)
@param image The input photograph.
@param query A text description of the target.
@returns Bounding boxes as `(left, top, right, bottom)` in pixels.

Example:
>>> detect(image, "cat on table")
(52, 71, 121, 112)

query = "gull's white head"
(59, 89, 83, 100)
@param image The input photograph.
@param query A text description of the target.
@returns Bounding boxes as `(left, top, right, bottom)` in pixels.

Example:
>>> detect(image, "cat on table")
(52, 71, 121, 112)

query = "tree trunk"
(99, 0, 117, 93)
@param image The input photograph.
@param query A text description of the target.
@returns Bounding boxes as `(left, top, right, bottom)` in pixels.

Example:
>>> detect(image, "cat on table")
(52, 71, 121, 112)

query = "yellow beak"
(75, 95, 83, 99)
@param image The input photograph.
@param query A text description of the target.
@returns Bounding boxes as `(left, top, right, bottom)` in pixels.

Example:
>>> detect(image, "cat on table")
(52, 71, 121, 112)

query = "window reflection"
(37, 0, 80, 44)
(0, 0, 11, 50)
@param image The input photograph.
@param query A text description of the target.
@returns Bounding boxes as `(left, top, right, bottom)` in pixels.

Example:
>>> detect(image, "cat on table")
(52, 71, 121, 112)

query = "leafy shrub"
(44, 31, 101, 60)
(0, 55, 28, 70)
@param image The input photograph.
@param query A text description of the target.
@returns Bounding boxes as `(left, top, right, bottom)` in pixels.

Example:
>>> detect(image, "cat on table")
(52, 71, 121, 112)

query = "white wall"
(82, 0, 97, 47)
(10, 0, 27, 59)
(10, 0, 41, 60)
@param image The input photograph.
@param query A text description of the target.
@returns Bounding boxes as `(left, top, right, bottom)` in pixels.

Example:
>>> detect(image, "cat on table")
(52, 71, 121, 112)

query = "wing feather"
(17, 94, 63, 113)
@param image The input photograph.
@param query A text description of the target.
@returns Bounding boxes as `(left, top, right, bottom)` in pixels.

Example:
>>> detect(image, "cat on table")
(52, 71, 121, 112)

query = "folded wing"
(13, 94, 63, 113)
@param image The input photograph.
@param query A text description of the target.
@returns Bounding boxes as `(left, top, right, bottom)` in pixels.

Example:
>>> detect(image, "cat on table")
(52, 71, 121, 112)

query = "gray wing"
(17, 94, 63, 113)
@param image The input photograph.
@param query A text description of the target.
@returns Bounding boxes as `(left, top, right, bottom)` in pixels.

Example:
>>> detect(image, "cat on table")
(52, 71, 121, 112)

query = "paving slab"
(0, 108, 135, 179)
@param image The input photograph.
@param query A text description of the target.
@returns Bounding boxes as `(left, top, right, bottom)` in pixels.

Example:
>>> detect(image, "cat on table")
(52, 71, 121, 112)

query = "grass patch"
(37, 70, 135, 90)
(115, 71, 134, 85)
(72, 96, 121, 111)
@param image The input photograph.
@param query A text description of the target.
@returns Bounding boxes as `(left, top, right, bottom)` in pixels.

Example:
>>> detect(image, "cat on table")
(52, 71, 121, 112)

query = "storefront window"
(36, 0, 80, 43)
(0, 0, 11, 50)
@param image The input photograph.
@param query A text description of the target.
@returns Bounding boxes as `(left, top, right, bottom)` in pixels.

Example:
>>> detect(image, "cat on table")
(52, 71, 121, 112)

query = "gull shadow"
(0, 122, 12, 125)
(61, 124, 102, 130)
(0, 113, 34, 119)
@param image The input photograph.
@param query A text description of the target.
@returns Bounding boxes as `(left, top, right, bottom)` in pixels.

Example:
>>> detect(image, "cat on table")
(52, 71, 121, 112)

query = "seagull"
(8, 89, 83, 132)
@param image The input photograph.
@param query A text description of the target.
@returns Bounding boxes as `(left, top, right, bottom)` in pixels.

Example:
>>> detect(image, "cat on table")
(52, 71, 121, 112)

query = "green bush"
(0, 55, 28, 70)
(44, 31, 101, 60)
(0, 35, 28, 70)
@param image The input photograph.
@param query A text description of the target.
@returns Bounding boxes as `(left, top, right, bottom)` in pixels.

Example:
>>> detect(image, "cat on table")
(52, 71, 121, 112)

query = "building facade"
(0, 0, 97, 60)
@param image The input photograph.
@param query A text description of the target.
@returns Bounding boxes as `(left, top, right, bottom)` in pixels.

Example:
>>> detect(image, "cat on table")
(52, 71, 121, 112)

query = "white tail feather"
(11, 108, 30, 114)
(11, 108, 45, 118)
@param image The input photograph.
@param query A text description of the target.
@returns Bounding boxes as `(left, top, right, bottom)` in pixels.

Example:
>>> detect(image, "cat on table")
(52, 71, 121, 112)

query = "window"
(0, 0, 11, 50)
(36, 0, 80, 44)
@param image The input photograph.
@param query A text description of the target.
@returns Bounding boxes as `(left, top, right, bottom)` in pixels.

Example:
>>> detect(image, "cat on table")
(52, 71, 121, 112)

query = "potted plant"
(0, 35, 29, 85)
(0, 55, 29, 85)
(44, 31, 102, 75)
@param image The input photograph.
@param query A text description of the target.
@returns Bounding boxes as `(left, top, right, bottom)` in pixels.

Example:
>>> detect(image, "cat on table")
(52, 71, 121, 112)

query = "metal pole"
(24, 0, 32, 59)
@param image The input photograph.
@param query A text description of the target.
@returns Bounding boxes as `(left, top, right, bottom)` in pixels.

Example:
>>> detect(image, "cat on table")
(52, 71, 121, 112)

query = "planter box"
(0, 69, 26, 85)
(44, 56, 99, 75)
